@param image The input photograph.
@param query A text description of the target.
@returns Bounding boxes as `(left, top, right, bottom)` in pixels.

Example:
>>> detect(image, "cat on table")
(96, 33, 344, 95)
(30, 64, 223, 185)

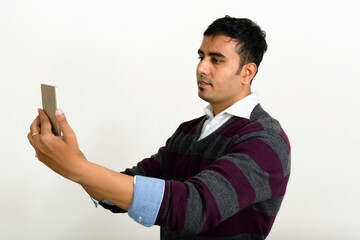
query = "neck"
(212, 91, 251, 116)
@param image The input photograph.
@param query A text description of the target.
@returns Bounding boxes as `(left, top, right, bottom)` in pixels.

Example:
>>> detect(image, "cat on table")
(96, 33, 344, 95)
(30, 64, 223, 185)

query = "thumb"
(55, 109, 76, 143)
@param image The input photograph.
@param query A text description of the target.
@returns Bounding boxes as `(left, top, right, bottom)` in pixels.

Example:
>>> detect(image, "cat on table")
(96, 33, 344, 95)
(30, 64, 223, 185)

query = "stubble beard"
(198, 86, 214, 104)
(197, 74, 213, 102)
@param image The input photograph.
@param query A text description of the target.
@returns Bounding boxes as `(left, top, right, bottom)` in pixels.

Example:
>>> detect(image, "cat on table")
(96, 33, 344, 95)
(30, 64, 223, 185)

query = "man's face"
(197, 34, 248, 112)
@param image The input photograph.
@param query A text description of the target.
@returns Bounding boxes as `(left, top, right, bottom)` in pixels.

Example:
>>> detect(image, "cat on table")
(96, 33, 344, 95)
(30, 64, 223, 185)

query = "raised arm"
(28, 109, 134, 210)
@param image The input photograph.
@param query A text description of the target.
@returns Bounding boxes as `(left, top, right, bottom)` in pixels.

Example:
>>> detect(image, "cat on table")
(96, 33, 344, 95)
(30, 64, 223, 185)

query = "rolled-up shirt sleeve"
(128, 175, 165, 227)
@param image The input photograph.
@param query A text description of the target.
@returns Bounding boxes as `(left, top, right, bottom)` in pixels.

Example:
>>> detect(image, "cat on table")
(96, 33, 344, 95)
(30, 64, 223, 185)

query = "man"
(28, 16, 291, 239)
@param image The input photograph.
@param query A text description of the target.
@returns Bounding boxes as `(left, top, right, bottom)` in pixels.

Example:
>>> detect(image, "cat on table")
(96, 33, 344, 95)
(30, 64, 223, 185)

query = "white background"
(1, 0, 359, 239)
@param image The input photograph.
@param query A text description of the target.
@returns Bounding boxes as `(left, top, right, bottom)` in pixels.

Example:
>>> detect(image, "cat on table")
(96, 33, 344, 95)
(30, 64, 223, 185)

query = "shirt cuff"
(90, 197, 98, 207)
(128, 175, 165, 227)
(90, 197, 115, 207)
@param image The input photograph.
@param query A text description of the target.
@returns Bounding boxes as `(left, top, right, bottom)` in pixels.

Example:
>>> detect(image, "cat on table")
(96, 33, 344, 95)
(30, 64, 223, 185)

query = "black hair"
(204, 16, 267, 72)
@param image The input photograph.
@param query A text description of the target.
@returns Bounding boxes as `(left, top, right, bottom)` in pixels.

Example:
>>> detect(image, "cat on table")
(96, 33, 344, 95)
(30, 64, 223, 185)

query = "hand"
(27, 109, 87, 182)
(28, 109, 134, 210)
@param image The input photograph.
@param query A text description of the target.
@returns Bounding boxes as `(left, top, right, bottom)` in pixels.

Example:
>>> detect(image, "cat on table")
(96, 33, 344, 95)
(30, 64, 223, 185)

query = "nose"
(197, 58, 210, 76)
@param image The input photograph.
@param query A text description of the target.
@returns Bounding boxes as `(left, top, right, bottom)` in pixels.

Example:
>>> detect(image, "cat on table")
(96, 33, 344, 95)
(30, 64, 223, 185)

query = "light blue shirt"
(94, 176, 165, 227)
(128, 176, 164, 227)
(96, 92, 259, 227)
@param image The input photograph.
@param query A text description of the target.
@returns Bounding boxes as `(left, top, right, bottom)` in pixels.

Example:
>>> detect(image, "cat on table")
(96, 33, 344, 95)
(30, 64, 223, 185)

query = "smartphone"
(41, 84, 61, 136)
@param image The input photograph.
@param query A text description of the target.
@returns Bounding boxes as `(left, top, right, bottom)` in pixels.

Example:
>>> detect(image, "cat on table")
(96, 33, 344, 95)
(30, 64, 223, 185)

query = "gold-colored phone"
(41, 84, 61, 136)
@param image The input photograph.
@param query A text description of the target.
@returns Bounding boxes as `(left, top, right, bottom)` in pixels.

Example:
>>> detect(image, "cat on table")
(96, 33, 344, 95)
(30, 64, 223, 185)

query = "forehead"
(199, 35, 239, 56)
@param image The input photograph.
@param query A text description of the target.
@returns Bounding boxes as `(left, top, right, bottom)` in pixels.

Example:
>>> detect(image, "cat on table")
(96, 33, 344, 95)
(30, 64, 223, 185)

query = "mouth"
(197, 79, 212, 88)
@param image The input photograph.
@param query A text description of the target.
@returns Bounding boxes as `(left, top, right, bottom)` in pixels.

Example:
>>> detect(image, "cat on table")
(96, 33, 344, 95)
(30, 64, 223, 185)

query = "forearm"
(75, 161, 134, 211)
(27, 109, 134, 211)
(82, 185, 103, 201)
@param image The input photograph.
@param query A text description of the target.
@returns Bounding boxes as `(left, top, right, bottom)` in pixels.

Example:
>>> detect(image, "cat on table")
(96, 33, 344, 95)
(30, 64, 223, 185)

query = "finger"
(27, 132, 40, 157)
(54, 109, 76, 143)
(28, 129, 41, 147)
(28, 116, 41, 146)
(29, 115, 41, 135)
(27, 132, 35, 146)
(38, 108, 53, 135)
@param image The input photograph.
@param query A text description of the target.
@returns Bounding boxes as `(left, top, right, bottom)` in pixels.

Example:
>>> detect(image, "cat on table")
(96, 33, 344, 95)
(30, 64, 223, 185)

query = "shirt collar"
(204, 92, 260, 120)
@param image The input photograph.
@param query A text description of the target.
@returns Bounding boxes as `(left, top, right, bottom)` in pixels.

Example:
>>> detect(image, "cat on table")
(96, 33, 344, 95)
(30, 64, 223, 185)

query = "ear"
(241, 63, 257, 85)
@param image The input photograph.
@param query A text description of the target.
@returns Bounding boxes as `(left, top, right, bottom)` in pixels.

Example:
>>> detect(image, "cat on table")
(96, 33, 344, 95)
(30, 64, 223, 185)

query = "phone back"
(41, 84, 61, 136)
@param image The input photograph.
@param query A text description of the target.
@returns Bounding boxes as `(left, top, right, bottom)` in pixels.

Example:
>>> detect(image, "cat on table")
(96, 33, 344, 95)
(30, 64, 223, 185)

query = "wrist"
(67, 154, 90, 184)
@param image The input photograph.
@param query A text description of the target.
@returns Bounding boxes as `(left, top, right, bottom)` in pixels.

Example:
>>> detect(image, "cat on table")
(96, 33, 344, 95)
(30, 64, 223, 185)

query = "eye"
(212, 58, 221, 63)
(198, 56, 204, 61)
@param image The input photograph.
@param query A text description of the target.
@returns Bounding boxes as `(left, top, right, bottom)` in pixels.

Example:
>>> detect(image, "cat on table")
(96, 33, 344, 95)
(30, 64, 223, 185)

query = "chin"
(198, 92, 211, 103)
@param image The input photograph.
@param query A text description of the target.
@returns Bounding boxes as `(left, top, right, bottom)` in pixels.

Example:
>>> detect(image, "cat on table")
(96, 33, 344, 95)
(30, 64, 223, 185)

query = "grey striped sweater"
(103, 104, 291, 239)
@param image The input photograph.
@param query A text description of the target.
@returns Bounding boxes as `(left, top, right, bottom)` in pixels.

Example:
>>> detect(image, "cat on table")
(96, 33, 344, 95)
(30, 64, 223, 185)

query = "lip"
(198, 79, 211, 88)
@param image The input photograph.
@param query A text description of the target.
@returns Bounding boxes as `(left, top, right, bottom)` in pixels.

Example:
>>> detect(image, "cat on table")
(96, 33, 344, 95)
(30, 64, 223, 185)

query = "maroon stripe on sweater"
(163, 152, 214, 180)
(137, 157, 162, 178)
(197, 207, 275, 237)
(220, 119, 264, 138)
(165, 180, 188, 234)
(228, 139, 285, 197)
(204, 159, 256, 210)
(176, 116, 204, 134)
(155, 180, 170, 225)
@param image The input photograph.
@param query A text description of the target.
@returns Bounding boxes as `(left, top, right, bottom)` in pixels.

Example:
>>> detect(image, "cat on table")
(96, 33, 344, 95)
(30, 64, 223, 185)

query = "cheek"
(214, 75, 239, 93)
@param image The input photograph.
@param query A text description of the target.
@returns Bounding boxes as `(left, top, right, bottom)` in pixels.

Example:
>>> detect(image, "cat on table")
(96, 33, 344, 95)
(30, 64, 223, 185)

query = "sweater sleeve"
(124, 138, 170, 177)
(98, 138, 170, 213)
(154, 130, 291, 236)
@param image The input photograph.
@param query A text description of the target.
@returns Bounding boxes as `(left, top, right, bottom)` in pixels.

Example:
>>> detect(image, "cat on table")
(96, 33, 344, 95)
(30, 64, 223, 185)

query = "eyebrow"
(198, 49, 226, 58)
